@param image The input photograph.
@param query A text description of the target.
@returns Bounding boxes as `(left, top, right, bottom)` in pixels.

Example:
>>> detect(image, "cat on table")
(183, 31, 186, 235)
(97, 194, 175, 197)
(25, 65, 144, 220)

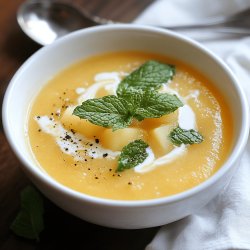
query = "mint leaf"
(117, 60, 175, 95)
(131, 89, 183, 119)
(73, 95, 133, 130)
(117, 140, 149, 172)
(169, 127, 203, 146)
(10, 186, 44, 241)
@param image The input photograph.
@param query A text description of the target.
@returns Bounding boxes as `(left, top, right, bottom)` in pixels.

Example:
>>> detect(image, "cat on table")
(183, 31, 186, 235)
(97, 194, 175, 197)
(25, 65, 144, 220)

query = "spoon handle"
(159, 14, 250, 34)
(164, 25, 250, 35)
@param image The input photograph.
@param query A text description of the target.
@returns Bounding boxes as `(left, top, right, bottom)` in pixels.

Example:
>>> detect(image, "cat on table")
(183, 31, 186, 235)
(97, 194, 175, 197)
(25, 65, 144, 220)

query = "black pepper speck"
(65, 134, 71, 140)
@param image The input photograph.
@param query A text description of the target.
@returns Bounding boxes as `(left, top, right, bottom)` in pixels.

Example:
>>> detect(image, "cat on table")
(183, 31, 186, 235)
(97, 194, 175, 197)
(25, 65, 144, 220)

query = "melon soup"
(28, 51, 233, 201)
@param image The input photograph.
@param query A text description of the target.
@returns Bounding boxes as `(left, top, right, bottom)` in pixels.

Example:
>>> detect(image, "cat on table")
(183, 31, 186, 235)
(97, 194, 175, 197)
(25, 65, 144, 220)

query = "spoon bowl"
(17, 0, 95, 45)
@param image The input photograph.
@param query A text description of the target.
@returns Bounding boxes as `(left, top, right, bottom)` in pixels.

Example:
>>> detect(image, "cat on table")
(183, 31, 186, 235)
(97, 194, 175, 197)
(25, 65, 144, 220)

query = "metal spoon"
(17, 0, 250, 46)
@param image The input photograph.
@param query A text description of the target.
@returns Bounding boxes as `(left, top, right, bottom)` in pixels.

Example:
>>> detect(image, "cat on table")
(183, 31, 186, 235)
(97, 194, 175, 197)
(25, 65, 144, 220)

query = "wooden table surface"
(0, 1, 159, 249)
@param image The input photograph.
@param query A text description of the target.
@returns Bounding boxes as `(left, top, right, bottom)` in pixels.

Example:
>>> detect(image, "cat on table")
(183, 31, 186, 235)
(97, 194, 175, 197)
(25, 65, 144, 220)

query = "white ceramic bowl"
(2, 25, 249, 229)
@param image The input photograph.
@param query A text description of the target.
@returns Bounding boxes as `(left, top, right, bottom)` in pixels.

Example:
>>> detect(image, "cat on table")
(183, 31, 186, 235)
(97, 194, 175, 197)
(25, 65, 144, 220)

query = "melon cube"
(139, 112, 178, 129)
(159, 112, 178, 125)
(149, 125, 173, 155)
(101, 128, 145, 151)
(96, 85, 115, 98)
(61, 106, 103, 138)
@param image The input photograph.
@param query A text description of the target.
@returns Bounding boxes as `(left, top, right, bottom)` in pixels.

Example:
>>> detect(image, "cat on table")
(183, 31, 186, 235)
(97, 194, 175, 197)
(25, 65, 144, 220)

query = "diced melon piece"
(96, 85, 115, 98)
(159, 112, 178, 125)
(139, 112, 178, 130)
(101, 128, 145, 151)
(149, 125, 173, 156)
(61, 106, 103, 138)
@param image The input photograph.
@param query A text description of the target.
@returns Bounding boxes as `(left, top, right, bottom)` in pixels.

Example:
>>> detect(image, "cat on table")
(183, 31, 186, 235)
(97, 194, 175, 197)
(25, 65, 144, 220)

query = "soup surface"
(28, 51, 233, 200)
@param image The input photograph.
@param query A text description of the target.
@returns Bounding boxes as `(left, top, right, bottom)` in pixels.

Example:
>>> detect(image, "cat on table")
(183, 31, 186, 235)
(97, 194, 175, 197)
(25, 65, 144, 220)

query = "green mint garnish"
(10, 186, 44, 241)
(74, 89, 183, 130)
(169, 127, 203, 146)
(122, 88, 183, 120)
(116, 60, 175, 96)
(73, 95, 133, 130)
(73, 60, 182, 130)
(117, 140, 149, 172)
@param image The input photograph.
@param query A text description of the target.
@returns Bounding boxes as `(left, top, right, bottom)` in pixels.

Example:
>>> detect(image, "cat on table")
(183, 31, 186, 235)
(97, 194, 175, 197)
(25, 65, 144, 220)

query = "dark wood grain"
(0, 1, 158, 249)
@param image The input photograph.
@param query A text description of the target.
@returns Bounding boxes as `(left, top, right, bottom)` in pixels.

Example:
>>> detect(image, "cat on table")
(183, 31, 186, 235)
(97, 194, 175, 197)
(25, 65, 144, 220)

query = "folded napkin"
(134, 1, 250, 249)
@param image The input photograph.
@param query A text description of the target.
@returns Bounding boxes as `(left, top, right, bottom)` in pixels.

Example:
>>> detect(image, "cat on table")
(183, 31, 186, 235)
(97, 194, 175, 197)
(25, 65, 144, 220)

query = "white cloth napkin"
(134, 1, 250, 249)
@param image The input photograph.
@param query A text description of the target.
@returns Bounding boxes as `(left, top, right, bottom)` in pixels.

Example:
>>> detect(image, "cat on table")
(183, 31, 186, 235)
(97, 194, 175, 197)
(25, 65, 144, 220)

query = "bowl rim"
(2, 24, 249, 207)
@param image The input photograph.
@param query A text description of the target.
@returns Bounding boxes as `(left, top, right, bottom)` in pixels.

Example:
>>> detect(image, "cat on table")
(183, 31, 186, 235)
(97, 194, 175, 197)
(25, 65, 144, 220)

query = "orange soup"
(28, 51, 233, 200)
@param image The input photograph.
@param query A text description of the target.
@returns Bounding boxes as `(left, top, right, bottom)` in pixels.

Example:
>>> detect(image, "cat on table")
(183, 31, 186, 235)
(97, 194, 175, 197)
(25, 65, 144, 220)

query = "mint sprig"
(10, 186, 44, 241)
(117, 140, 149, 172)
(73, 60, 182, 130)
(73, 95, 133, 130)
(117, 60, 175, 96)
(73, 90, 183, 130)
(169, 127, 203, 146)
